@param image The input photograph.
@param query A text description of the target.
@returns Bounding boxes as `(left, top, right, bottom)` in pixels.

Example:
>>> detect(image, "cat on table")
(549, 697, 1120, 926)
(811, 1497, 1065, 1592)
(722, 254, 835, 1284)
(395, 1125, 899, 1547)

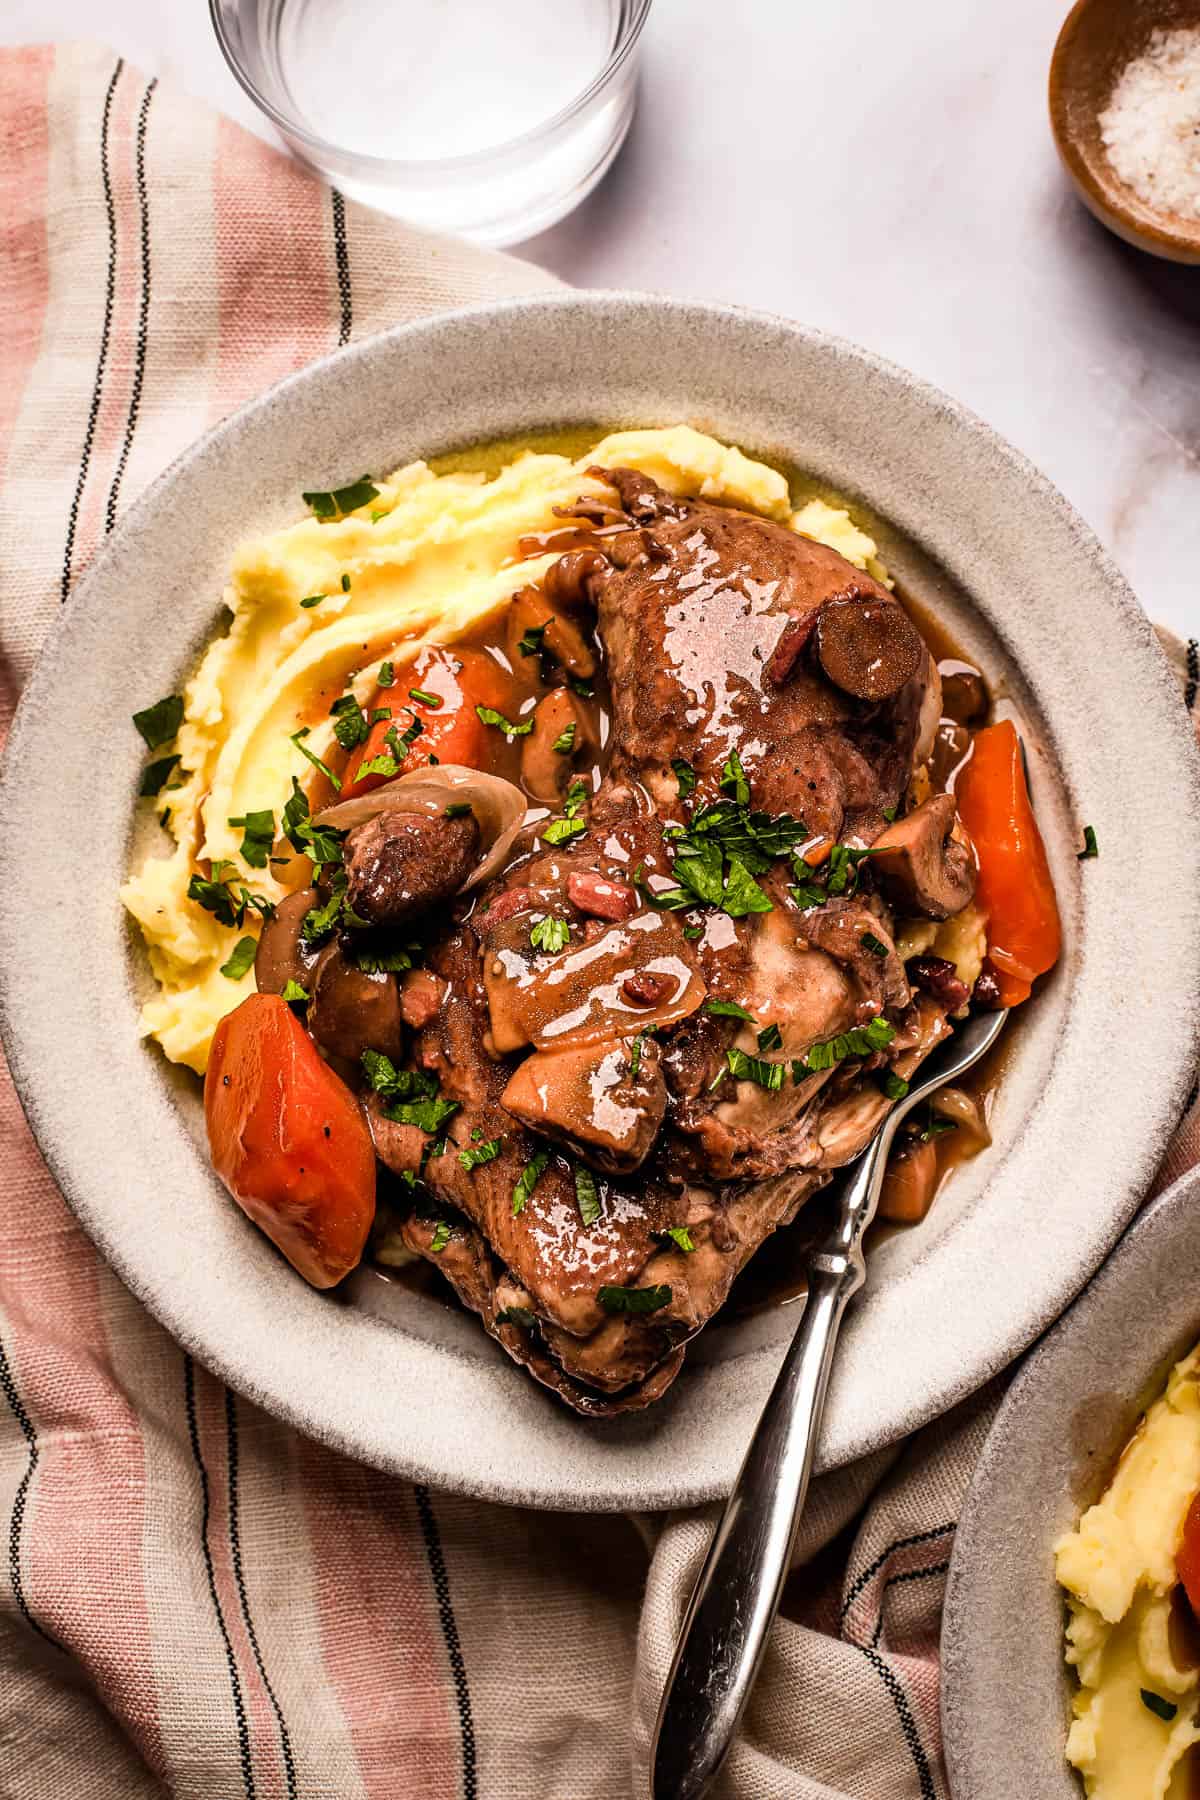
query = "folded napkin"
(2, 42, 1197, 1800)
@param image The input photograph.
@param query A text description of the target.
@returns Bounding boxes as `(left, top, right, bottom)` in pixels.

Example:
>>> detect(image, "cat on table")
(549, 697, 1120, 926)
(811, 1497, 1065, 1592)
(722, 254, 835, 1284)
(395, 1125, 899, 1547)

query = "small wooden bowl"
(1050, 0, 1200, 264)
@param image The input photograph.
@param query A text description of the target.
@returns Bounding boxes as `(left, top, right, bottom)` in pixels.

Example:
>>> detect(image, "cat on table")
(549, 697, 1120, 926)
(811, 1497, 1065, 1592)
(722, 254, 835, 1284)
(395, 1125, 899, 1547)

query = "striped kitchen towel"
(2, 41, 1198, 1800)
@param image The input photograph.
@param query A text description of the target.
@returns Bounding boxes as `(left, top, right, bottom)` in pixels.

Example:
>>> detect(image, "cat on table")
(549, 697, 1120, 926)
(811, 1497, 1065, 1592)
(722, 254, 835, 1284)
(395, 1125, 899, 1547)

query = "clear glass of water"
(210, 0, 652, 246)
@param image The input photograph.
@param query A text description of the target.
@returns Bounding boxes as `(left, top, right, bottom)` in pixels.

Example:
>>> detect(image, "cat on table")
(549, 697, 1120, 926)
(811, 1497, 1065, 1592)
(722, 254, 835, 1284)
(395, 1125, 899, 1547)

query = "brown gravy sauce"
(364, 432, 1012, 1314)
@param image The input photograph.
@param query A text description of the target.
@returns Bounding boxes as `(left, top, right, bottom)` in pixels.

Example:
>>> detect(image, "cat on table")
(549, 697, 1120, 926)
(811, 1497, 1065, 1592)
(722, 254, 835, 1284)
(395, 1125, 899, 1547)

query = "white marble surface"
(5, 0, 1198, 638)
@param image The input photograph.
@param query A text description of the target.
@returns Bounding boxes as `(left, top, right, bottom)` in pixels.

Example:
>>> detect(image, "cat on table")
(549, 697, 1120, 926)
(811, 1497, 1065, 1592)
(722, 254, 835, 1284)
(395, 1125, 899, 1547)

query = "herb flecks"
(574, 1164, 601, 1227)
(1078, 825, 1099, 860)
(512, 1150, 550, 1216)
(599, 1283, 672, 1316)
(133, 694, 183, 749)
(476, 704, 533, 740)
(219, 936, 258, 981)
(530, 916, 570, 954)
(302, 476, 379, 521)
(792, 1015, 896, 1080)
(228, 808, 276, 870)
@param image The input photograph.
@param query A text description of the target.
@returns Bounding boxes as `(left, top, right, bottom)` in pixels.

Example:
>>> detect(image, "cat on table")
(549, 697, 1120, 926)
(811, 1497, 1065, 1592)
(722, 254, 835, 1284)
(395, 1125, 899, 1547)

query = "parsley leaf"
(133, 694, 183, 749)
(497, 1305, 536, 1328)
(281, 979, 309, 1007)
(445, 802, 473, 819)
(575, 1164, 601, 1227)
(704, 999, 756, 1022)
(387, 1095, 460, 1135)
(599, 1283, 672, 1315)
(219, 935, 258, 981)
(360, 1050, 437, 1101)
(329, 693, 369, 750)
(1078, 825, 1099, 860)
(409, 687, 441, 708)
(517, 625, 546, 658)
(720, 748, 749, 806)
(542, 815, 587, 848)
(531, 916, 570, 954)
(299, 593, 327, 609)
(1140, 1689, 1177, 1722)
(861, 931, 889, 959)
(429, 1220, 452, 1254)
(281, 778, 345, 868)
(341, 573, 351, 592)
(352, 937, 419, 973)
(476, 704, 533, 739)
(721, 856, 774, 917)
(302, 476, 379, 520)
(660, 1226, 695, 1254)
(552, 721, 577, 755)
(377, 661, 396, 687)
(757, 1021, 783, 1052)
(882, 1071, 910, 1100)
(720, 1048, 786, 1091)
(291, 729, 342, 791)
(187, 862, 274, 930)
(672, 758, 696, 798)
(512, 1150, 550, 1216)
(793, 1016, 897, 1079)
(458, 1137, 502, 1172)
(139, 754, 180, 797)
(628, 1032, 647, 1078)
(228, 808, 276, 869)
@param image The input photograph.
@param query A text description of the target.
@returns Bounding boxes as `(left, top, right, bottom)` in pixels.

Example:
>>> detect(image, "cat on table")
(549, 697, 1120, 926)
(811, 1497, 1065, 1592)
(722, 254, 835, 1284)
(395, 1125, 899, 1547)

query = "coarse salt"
(1099, 26, 1200, 219)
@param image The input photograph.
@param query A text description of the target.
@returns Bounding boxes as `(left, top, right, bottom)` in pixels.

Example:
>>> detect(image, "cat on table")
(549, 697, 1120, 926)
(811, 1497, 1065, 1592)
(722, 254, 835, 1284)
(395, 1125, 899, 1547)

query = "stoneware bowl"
(1050, 0, 1200, 264)
(942, 1162, 1200, 1798)
(2, 293, 1199, 1510)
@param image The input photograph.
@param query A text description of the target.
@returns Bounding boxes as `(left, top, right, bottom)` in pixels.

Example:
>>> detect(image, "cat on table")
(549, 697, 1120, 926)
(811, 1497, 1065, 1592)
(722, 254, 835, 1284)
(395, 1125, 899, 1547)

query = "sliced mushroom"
(869, 793, 976, 920)
(308, 943, 403, 1063)
(815, 592, 924, 701)
(520, 689, 588, 806)
(505, 584, 596, 678)
(500, 1035, 667, 1174)
(253, 887, 321, 995)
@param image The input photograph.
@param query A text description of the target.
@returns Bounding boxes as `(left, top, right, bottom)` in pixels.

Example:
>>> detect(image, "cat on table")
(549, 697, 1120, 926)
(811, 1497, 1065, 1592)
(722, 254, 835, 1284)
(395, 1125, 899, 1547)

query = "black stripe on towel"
(104, 76, 158, 534)
(414, 1484, 478, 1800)
(330, 189, 352, 346)
(224, 1388, 298, 1799)
(59, 56, 123, 601)
(0, 1332, 64, 1650)
(1186, 638, 1198, 714)
(184, 1355, 256, 1800)
(838, 1521, 955, 1629)
(870, 1559, 952, 1648)
(861, 1643, 938, 1800)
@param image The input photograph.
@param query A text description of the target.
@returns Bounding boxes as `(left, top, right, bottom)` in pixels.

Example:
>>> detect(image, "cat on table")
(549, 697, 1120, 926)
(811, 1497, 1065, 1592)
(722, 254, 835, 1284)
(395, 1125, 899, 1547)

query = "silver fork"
(651, 1005, 1009, 1800)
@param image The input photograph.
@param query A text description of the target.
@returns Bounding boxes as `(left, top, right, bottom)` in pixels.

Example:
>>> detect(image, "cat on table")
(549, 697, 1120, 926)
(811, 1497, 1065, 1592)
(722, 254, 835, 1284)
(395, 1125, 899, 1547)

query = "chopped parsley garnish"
(369, 707, 392, 726)
(409, 687, 441, 708)
(719, 748, 749, 806)
(569, 676, 594, 699)
(476, 704, 533, 739)
(361, 1050, 437, 1100)
(133, 694, 183, 749)
(920, 1114, 958, 1143)
(299, 593, 327, 609)
(302, 476, 379, 521)
(329, 693, 369, 750)
(228, 808, 276, 869)
(542, 815, 587, 847)
(704, 999, 756, 1022)
(598, 1283, 672, 1315)
(429, 1220, 452, 1254)
(882, 1071, 910, 1101)
(301, 878, 357, 945)
(388, 1094, 460, 1135)
(444, 802, 473, 819)
(861, 932, 889, 959)
(650, 796, 809, 920)
(574, 1164, 601, 1227)
(340, 573, 351, 592)
(139, 754, 180, 797)
(512, 1150, 550, 1216)
(497, 1305, 536, 1328)
(281, 979, 309, 1007)
(628, 1032, 647, 1078)
(377, 661, 396, 687)
(682, 923, 704, 940)
(219, 935, 258, 981)
(792, 1016, 896, 1078)
(1078, 825, 1099, 860)
(717, 1048, 786, 1091)
(352, 938, 419, 974)
(882, 805, 898, 823)
(290, 728, 342, 791)
(660, 1226, 695, 1254)
(672, 758, 696, 798)
(826, 842, 877, 896)
(552, 721, 577, 755)
(458, 1137, 502, 1172)
(530, 916, 570, 954)
(757, 1021, 783, 1052)
(1140, 1690, 1177, 1722)
(517, 625, 546, 658)
(789, 878, 828, 910)
(187, 861, 274, 929)
(281, 777, 345, 868)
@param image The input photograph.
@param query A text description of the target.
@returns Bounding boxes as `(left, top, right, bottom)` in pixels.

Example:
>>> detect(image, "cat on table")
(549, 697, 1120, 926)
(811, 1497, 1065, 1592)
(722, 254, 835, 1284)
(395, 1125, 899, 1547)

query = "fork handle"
(650, 1169, 871, 1800)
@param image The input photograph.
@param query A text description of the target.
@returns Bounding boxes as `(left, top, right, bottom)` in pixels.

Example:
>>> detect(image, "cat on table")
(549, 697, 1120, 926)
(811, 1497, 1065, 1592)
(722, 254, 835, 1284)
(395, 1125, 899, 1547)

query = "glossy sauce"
(359, 431, 1005, 1307)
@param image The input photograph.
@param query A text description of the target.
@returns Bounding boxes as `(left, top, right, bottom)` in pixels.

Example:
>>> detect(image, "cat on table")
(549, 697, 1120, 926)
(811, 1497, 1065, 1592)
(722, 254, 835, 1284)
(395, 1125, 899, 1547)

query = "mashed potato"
(121, 427, 892, 1075)
(1056, 1346, 1200, 1797)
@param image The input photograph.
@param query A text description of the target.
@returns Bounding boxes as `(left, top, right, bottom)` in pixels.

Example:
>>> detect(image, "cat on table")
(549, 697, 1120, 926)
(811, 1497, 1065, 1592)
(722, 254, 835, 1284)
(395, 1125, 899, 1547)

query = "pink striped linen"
(0, 42, 1197, 1800)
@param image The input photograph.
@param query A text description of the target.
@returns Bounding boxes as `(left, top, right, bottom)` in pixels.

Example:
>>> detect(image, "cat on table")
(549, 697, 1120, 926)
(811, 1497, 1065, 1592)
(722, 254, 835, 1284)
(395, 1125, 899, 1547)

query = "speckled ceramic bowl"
(2, 294, 1198, 1510)
(942, 1163, 1200, 1799)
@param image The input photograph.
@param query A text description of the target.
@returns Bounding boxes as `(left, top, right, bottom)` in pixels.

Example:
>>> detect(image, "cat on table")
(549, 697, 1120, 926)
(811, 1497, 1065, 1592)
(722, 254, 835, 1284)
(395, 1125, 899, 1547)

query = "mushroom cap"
(870, 793, 977, 920)
(816, 592, 924, 701)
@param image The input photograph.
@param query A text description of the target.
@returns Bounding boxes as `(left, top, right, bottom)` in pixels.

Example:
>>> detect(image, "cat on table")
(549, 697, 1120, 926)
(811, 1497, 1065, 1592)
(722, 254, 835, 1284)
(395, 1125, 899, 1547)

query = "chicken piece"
(500, 1035, 667, 1174)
